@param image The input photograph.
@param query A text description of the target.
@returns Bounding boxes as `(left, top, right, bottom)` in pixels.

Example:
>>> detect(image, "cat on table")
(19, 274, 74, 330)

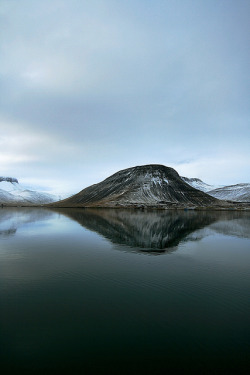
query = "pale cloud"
(174, 155, 250, 185)
(0, 118, 80, 190)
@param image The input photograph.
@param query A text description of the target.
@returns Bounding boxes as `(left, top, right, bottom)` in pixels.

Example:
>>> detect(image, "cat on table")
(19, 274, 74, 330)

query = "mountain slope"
(51, 164, 221, 208)
(181, 177, 220, 193)
(182, 176, 250, 202)
(208, 184, 250, 202)
(0, 177, 57, 205)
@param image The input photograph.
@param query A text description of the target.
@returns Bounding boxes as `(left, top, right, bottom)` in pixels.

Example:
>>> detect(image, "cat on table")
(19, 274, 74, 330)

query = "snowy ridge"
(182, 176, 250, 202)
(0, 177, 58, 205)
(0, 177, 18, 183)
(208, 184, 250, 202)
(181, 177, 220, 192)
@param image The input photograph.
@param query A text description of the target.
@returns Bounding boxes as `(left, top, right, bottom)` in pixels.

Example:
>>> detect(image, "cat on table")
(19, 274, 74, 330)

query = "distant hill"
(208, 184, 250, 202)
(51, 164, 223, 208)
(0, 177, 58, 206)
(182, 176, 250, 202)
(181, 176, 219, 192)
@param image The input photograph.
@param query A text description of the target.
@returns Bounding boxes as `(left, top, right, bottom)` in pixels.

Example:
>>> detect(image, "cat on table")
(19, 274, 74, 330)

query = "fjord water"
(0, 208, 250, 374)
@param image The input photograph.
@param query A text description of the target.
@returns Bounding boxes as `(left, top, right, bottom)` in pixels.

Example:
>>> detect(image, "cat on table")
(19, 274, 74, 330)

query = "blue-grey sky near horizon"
(1, 0, 249, 195)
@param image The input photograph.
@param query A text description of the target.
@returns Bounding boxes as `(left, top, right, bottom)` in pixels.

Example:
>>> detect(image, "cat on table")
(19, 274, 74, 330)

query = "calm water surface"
(0, 208, 250, 374)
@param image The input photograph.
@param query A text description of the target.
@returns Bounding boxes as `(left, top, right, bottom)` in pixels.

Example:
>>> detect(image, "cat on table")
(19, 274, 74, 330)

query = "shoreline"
(1, 204, 250, 211)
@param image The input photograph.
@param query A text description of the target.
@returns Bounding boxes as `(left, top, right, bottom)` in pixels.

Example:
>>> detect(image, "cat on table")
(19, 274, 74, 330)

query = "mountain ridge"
(0, 177, 58, 206)
(181, 176, 219, 192)
(208, 183, 250, 202)
(182, 176, 250, 202)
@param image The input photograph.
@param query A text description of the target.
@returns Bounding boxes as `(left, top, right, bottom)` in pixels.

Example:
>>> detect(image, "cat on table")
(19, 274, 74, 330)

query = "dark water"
(0, 208, 250, 374)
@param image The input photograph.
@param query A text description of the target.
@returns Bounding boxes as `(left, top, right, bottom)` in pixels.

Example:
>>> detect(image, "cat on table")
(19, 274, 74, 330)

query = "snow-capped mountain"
(208, 184, 250, 202)
(0, 177, 58, 206)
(51, 164, 222, 208)
(182, 176, 250, 202)
(181, 177, 220, 192)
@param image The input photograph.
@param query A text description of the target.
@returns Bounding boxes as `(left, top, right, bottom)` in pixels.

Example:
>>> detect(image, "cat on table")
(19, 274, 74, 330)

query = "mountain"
(0, 177, 58, 206)
(51, 164, 224, 208)
(208, 183, 250, 202)
(181, 177, 219, 192)
(182, 176, 250, 202)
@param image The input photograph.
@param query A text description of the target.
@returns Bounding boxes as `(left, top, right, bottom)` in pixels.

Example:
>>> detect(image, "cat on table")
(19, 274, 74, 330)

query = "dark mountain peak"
(51, 164, 223, 208)
(117, 164, 178, 175)
(0, 177, 18, 184)
(101, 164, 180, 185)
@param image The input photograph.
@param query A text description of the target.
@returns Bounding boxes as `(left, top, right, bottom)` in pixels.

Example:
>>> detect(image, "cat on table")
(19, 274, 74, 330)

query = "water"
(0, 208, 250, 374)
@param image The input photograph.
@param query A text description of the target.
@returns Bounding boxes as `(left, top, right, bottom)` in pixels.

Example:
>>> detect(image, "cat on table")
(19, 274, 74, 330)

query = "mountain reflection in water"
(0, 208, 53, 237)
(1, 207, 250, 374)
(53, 208, 250, 252)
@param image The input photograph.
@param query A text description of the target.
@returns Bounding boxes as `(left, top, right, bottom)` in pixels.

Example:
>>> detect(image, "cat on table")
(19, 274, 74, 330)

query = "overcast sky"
(1, 0, 249, 195)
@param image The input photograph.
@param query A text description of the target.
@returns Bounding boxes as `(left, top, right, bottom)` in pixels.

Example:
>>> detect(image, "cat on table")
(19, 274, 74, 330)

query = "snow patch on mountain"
(181, 177, 221, 192)
(0, 177, 59, 205)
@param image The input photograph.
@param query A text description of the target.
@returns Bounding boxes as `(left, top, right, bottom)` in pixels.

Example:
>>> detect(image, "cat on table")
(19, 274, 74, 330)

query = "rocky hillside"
(51, 164, 222, 208)
(0, 177, 58, 206)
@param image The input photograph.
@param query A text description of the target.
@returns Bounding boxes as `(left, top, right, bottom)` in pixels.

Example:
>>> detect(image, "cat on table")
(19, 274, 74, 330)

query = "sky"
(0, 0, 249, 196)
